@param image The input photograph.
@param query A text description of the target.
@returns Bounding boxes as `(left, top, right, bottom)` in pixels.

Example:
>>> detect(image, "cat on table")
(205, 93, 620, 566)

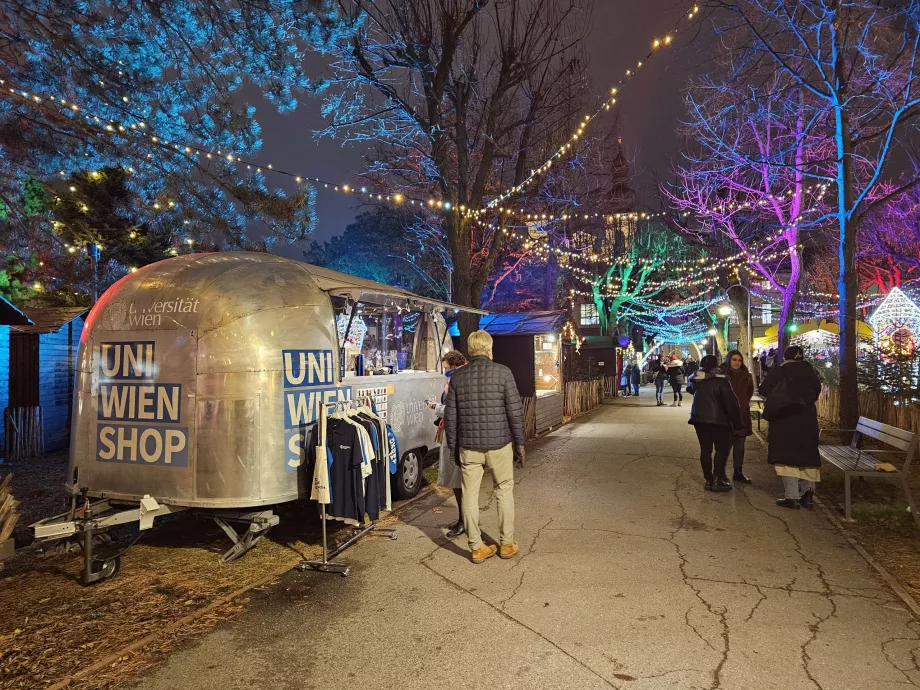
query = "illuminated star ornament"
(868, 287, 920, 363)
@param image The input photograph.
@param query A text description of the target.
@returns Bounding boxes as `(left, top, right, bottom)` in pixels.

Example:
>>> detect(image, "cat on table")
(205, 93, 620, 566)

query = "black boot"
(712, 477, 733, 492)
(446, 519, 465, 538)
(776, 498, 801, 509)
(733, 471, 752, 485)
(799, 489, 814, 509)
(704, 477, 715, 491)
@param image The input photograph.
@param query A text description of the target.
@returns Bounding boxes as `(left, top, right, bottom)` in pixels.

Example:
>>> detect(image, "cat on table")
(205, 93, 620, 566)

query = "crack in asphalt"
(667, 469, 731, 689)
(418, 549, 621, 689)
(734, 484, 839, 690)
(511, 518, 554, 571)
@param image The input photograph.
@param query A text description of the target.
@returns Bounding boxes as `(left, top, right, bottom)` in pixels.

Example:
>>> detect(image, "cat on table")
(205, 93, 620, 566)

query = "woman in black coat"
(686, 355, 744, 491)
(758, 346, 823, 509)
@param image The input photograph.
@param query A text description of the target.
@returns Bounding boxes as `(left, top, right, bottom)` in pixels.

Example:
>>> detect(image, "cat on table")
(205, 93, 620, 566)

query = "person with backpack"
(666, 353, 685, 406)
(759, 345, 822, 509)
(630, 362, 641, 396)
(686, 355, 744, 491)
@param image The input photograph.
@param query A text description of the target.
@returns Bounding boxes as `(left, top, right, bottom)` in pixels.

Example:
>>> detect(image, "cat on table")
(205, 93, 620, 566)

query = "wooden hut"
(450, 311, 568, 436)
(0, 297, 33, 461)
(3, 306, 87, 460)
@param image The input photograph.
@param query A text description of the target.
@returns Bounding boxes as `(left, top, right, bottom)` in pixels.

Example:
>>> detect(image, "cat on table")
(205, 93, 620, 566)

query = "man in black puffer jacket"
(686, 355, 744, 492)
(445, 330, 525, 564)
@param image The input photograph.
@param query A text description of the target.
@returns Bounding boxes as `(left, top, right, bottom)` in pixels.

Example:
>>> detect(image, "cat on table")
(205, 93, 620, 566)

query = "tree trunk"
(833, 15, 860, 434)
(776, 287, 798, 363)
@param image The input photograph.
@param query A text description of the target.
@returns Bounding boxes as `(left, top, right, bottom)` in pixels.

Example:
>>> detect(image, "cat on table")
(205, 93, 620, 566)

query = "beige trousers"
(460, 443, 515, 550)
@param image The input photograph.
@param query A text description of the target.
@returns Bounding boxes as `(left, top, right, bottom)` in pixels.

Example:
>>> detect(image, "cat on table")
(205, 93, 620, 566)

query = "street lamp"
(707, 328, 718, 336)
(718, 305, 732, 317)
(727, 283, 753, 374)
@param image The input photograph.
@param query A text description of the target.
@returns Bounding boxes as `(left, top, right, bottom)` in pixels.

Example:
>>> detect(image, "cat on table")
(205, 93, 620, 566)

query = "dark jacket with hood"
(758, 360, 822, 468)
(685, 368, 744, 430)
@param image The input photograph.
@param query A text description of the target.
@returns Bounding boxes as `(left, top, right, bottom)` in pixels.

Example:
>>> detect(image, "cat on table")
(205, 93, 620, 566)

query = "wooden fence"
(564, 378, 609, 418)
(3, 407, 44, 462)
(817, 385, 920, 435)
(521, 396, 538, 441)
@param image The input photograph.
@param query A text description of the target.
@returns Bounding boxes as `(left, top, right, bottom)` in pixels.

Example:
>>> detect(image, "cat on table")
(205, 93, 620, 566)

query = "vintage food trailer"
(31, 252, 484, 582)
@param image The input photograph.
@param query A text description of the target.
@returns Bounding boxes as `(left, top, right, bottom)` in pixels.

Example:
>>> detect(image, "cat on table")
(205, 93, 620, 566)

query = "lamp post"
(727, 283, 753, 369)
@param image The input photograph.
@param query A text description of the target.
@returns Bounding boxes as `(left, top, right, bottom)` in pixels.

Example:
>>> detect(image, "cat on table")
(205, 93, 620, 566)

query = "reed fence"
(4, 407, 44, 462)
(817, 385, 920, 435)
(521, 396, 538, 441)
(564, 379, 606, 418)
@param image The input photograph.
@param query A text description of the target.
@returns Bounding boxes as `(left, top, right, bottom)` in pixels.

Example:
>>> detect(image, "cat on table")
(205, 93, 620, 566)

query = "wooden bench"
(819, 417, 920, 528)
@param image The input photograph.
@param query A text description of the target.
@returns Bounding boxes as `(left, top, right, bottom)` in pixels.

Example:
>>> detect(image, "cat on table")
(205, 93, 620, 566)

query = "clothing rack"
(297, 397, 397, 577)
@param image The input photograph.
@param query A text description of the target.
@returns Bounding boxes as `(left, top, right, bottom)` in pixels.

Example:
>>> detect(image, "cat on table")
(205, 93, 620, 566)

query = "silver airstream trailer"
(32, 252, 482, 582)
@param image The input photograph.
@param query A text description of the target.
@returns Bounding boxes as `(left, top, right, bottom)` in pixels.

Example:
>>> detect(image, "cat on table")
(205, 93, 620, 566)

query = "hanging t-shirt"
(307, 419, 366, 526)
(386, 425, 400, 475)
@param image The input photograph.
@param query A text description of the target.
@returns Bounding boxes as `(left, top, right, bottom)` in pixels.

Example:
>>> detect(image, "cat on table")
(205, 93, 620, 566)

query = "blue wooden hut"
(2, 302, 87, 459)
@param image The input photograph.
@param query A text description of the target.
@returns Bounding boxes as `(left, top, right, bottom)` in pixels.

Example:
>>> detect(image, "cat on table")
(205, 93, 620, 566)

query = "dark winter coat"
(630, 364, 641, 384)
(758, 360, 822, 468)
(723, 366, 755, 437)
(444, 356, 525, 452)
(683, 360, 699, 378)
(666, 361, 685, 387)
(685, 369, 744, 430)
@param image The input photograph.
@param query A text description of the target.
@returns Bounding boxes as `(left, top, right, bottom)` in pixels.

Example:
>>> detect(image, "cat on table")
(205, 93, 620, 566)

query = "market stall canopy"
(447, 310, 566, 337)
(307, 264, 488, 315)
(762, 318, 873, 340)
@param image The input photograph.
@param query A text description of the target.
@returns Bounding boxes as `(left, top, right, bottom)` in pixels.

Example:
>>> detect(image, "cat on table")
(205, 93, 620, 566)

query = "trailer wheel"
(394, 449, 423, 500)
(87, 555, 121, 584)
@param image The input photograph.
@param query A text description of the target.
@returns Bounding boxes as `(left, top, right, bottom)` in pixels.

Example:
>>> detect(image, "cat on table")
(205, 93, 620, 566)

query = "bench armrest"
(858, 449, 906, 455)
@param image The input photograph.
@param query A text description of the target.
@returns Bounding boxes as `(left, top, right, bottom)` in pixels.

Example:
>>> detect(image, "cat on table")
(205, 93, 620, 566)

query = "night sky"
(255, 0, 695, 257)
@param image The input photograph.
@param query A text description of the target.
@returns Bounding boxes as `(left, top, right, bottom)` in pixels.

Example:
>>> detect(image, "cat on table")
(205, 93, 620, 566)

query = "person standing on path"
(722, 349, 755, 485)
(666, 354, 685, 406)
(631, 362, 641, 396)
(427, 350, 468, 538)
(444, 330, 526, 563)
(686, 354, 744, 491)
(654, 359, 669, 406)
(759, 345, 822, 509)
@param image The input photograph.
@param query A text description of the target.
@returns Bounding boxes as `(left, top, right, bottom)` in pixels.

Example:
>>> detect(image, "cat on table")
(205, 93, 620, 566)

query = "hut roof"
(0, 295, 33, 326)
(13, 307, 88, 334)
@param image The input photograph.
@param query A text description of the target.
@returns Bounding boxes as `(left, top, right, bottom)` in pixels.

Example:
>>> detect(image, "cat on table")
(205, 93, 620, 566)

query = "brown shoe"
(499, 542, 519, 559)
(471, 543, 497, 563)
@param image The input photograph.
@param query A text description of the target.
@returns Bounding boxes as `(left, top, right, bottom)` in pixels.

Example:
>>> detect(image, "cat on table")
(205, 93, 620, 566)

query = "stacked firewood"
(0, 474, 19, 544)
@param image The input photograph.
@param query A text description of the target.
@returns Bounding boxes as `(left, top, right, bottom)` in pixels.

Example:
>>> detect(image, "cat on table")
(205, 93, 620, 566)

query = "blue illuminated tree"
(0, 0, 354, 300)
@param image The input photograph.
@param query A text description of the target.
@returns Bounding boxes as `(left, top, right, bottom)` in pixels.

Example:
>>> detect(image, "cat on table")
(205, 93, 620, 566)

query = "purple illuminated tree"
(665, 73, 830, 359)
(701, 0, 920, 440)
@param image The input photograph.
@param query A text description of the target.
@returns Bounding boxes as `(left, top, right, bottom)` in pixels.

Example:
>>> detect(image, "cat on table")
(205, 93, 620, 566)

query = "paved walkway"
(128, 397, 920, 690)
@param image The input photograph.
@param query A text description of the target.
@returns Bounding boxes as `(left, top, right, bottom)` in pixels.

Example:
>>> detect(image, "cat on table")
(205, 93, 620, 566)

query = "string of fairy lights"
(0, 79, 456, 215)
(474, 3, 703, 215)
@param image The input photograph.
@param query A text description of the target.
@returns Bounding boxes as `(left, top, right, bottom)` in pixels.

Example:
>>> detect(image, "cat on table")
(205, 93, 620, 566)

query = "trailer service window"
(95, 342, 189, 467)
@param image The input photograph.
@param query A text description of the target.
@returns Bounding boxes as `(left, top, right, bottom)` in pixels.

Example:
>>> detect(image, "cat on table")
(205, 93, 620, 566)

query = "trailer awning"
(447, 310, 566, 336)
(306, 264, 488, 315)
